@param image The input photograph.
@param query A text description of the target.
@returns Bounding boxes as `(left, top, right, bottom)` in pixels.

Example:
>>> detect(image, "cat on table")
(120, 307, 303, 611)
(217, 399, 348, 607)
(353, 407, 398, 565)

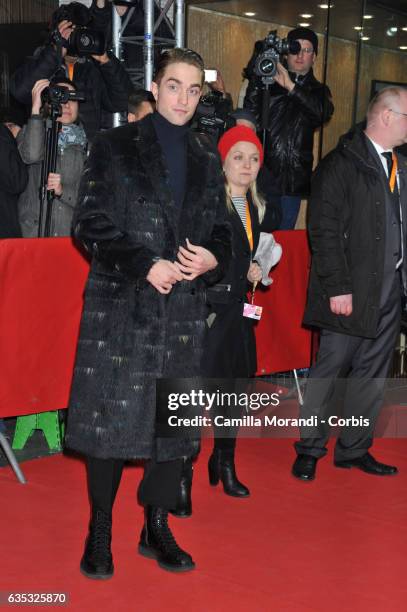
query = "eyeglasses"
(290, 47, 314, 55)
(389, 109, 407, 118)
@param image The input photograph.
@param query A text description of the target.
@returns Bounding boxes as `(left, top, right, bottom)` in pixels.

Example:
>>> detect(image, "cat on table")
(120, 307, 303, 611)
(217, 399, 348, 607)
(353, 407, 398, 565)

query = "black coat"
(244, 67, 334, 196)
(0, 125, 28, 238)
(10, 45, 133, 142)
(303, 126, 407, 338)
(257, 164, 282, 229)
(204, 192, 278, 378)
(65, 115, 231, 460)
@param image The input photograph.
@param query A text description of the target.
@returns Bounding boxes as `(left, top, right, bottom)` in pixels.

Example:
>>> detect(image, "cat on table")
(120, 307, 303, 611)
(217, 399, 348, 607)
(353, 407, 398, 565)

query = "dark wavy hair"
(128, 89, 156, 114)
(50, 2, 91, 31)
(153, 48, 205, 87)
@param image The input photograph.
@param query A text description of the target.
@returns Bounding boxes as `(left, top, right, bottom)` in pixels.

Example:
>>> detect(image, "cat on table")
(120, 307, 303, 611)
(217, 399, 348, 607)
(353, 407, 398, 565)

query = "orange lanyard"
(390, 152, 398, 193)
(67, 61, 75, 81)
(245, 200, 253, 251)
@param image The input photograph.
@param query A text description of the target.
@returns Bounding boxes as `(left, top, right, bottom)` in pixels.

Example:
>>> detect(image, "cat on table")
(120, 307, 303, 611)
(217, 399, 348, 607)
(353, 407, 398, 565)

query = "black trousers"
(86, 455, 184, 514)
(295, 278, 401, 461)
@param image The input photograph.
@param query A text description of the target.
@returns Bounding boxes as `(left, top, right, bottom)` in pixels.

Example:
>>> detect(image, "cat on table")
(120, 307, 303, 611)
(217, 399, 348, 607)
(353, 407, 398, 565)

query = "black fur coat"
(65, 115, 231, 460)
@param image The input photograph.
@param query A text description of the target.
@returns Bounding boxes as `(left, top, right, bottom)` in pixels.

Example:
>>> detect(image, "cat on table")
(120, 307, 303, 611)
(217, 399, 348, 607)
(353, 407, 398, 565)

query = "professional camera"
(67, 27, 105, 56)
(51, 2, 105, 57)
(194, 91, 233, 142)
(254, 31, 300, 84)
(41, 85, 84, 109)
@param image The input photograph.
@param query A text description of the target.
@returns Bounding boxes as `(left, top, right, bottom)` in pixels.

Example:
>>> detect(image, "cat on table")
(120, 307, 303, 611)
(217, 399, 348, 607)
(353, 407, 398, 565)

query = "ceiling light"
(361, 36, 370, 41)
(299, 14, 313, 19)
(363, 15, 373, 19)
(318, 3, 334, 8)
(243, 12, 256, 17)
(402, 27, 407, 32)
(353, 26, 363, 31)
(386, 27, 398, 37)
(399, 46, 407, 50)
(298, 22, 311, 27)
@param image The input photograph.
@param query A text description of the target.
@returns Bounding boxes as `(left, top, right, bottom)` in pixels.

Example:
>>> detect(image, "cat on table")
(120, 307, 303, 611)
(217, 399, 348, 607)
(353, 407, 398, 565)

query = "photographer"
(194, 68, 233, 141)
(244, 27, 334, 229)
(10, 1, 132, 143)
(17, 78, 87, 237)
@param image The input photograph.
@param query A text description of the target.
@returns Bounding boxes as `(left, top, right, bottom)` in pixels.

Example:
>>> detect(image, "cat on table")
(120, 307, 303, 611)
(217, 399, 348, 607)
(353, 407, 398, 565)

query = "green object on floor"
(12, 411, 64, 451)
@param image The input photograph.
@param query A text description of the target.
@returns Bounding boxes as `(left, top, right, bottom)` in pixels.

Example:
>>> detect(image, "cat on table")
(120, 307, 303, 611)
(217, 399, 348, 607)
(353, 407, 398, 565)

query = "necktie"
(381, 151, 399, 196)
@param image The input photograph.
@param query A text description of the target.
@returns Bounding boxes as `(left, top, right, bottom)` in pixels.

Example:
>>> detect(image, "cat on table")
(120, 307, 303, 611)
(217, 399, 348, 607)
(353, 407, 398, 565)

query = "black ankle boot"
(80, 509, 114, 580)
(208, 448, 250, 497)
(170, 458, 193, 518)
(138, 506, 195, 572)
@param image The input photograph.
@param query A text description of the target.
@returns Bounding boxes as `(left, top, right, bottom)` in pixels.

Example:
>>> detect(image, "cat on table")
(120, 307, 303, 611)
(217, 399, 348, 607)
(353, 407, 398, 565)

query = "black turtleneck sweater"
(152, 111, 189, 211)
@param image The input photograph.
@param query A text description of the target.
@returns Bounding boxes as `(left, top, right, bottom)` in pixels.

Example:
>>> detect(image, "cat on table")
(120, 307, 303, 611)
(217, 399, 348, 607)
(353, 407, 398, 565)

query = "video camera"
(253, 31, 300, 85)
(51, 2, 105, 57)
(41, 85, 84, 110)
(194, 91, 233, 142)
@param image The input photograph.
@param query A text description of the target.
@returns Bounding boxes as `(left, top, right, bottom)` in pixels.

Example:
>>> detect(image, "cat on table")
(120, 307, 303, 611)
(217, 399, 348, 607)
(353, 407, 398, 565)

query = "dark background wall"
(0, 0, 57, 107)
(0, 0, 57, 24)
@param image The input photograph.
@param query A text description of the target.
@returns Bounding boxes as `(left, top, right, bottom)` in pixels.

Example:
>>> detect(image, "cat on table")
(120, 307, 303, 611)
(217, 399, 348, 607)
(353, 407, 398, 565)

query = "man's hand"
(274, 63, 295, 92)
(330, 294, 353, 316)
(31, 79, 50, 115)
(247, 262, 262, 284)
(47, 173, 63, 196)
(56, 20, 74, 57)
(146, 259, 183, 294)
(208, 69, 226, 95)
(175, 238, 218, 280)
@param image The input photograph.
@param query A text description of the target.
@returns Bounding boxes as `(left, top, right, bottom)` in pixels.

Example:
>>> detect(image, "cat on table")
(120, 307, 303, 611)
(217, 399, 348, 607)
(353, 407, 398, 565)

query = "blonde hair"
(225, 180, 266, 223)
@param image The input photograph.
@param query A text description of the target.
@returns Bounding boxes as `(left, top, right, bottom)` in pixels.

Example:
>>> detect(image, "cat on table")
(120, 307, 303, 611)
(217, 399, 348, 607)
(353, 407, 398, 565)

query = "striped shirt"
(232, 196, 247, 231)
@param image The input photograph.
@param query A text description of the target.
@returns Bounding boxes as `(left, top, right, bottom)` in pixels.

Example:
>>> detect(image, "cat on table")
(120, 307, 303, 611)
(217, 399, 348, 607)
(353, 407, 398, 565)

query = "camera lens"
(79, 32, 91, 48)
(259, 58, 275, 76)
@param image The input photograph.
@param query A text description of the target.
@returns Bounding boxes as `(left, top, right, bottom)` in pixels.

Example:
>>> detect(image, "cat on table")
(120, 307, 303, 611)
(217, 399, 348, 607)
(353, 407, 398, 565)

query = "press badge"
(244, 280, 262, 320)
(243, 303, 263, 320)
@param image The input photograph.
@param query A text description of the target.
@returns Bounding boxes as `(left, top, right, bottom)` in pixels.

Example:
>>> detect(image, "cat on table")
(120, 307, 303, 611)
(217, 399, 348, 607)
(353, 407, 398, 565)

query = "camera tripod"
(38, 103, 61, 238)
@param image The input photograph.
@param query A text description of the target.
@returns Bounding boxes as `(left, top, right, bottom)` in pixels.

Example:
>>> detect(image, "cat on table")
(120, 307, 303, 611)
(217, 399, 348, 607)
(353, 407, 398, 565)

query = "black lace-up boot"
(80, 509, 113, 580)
(138, 506, 195, 572)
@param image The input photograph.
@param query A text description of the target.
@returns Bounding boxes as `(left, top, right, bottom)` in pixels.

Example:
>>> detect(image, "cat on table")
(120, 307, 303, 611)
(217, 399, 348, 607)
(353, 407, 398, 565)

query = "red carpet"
(1, 438, 406, 612)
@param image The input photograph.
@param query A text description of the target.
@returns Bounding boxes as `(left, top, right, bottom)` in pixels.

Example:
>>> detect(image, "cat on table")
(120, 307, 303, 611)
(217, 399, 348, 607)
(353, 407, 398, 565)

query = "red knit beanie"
(218, 125, 264, 165)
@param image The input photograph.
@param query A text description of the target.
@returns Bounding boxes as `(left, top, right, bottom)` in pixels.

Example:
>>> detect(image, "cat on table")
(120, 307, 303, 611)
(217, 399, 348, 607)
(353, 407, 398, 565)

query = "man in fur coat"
(65, 48, 231, 579)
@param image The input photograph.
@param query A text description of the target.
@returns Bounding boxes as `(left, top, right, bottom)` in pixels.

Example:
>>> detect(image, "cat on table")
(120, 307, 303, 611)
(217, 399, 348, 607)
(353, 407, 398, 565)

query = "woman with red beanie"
(204, 125, 276, 497)
(172, 125, 280, 516)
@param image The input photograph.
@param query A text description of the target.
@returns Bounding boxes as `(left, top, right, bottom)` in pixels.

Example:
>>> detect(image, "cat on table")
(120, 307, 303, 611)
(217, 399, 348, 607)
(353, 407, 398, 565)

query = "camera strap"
(50, 28, 69, 74)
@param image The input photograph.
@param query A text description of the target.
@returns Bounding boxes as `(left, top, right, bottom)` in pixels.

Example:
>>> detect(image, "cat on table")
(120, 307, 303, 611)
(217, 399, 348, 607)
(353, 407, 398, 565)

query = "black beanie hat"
(0, 107, 25, 127)
(287, 27, 318, 55)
